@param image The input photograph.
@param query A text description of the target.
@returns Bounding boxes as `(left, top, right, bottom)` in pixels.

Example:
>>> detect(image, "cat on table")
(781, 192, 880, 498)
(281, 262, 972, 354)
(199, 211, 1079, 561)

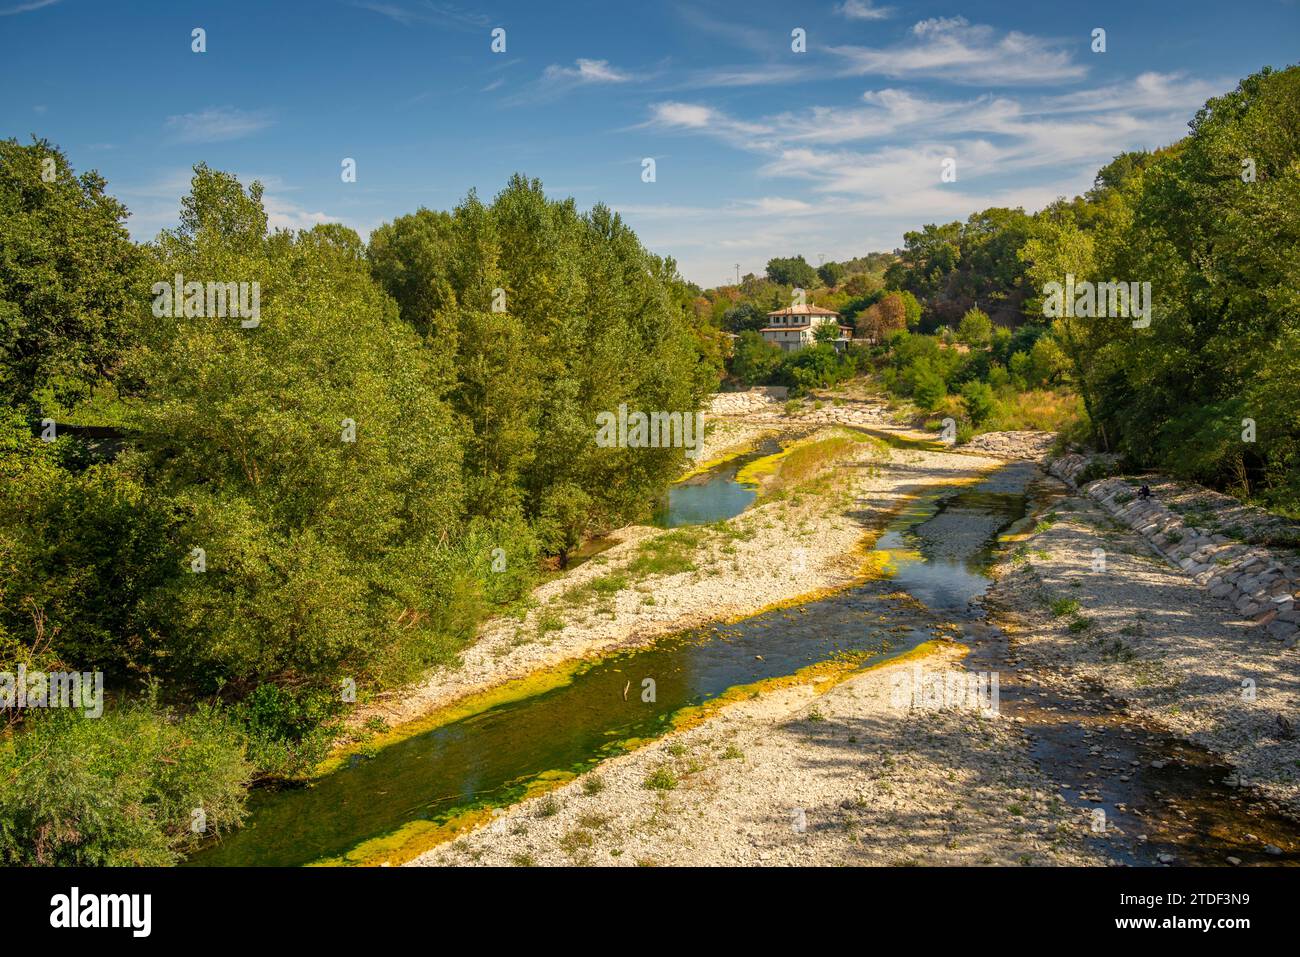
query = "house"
(760, 304, 852, 352)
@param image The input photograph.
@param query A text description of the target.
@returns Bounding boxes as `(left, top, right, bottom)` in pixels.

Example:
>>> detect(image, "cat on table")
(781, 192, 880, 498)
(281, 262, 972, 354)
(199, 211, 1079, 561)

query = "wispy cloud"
(506, 58, 649, 104)
(665, 63, 815, 90)
(673, 5, 780, 56)
(631, 70, 1226, 281)
(263, 194, 337, 232)
(352, 1, 491, 30)
(643, 101, 776, 142)
(543, 58, 632, 84)
(835, 0, 894, 21)
(0, 0, 60, 15)
(164, 107, 274, 143)
(830, 16, 1087, 85)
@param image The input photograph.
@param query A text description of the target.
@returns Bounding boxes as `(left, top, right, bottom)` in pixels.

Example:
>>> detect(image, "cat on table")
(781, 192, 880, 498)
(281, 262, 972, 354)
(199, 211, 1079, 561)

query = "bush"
(960, 381, 997, 425)
(0, 698, 251, 865)
(234, 684, 340, 779)
(912, 368, 947, 410)
(956, 308, 992, 348)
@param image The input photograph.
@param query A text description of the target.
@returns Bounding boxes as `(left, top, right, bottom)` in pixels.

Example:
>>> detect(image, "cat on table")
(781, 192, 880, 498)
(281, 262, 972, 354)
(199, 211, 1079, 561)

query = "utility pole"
(735, 263, 740, 286)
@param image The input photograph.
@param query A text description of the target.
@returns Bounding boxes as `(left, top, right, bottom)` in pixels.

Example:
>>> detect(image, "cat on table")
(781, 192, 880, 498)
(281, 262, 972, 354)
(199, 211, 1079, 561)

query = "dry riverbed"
(345, 415, 1009, 739)
(985, 487, 1300, 815)
(410, 644, 1101, 867)
(345, 391, 1300, 869)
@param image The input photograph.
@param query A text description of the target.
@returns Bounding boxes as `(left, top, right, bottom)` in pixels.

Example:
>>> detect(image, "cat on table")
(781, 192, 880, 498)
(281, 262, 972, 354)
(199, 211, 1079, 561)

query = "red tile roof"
(766, 304, 841, 317)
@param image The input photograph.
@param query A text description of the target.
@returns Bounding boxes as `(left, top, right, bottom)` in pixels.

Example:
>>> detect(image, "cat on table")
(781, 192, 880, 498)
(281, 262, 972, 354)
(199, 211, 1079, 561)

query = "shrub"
(956, 308, 992, 348)
(234, 684, 340, 779)
(913, 368, 947, 410)
(960, 380, 997, 426)
(0, 698, 251, 865)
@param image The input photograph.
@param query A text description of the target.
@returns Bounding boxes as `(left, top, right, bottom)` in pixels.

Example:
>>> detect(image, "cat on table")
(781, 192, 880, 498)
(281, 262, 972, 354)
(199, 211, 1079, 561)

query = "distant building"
(760, 304, 852, 352)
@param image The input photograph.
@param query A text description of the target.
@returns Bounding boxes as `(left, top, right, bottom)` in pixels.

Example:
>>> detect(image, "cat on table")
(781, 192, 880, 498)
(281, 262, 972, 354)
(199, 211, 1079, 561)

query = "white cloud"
(164, 107, 274, 143)
(835, 1, 893, 21)
(0, 0, 60, 15)
(628, 70, 1227, 283)
(506, 58, 645, 104)
(830, 16, 1087, 85)
(667, 63, 814, 90)
(543, 59, 631, 84)
(646, 101, 774, 139)
(263, 194, 335, 232)
(352, 1, 490, 30)
(738, 197, 814, 215)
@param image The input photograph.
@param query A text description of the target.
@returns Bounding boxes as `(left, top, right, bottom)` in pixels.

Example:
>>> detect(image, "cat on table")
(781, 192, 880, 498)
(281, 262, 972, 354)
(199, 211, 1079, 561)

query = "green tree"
(817, 261, 845, 286)
(731, 330, 783, 384)
(765, 255, 818, 289)
(956, 308, 992, 348)
(0, 139, 144, 413)
(132, 166, 469, 699)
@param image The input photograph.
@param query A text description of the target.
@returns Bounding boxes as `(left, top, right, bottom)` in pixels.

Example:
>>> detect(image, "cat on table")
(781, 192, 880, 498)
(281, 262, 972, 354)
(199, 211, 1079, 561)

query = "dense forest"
(0, 152, 715, 863)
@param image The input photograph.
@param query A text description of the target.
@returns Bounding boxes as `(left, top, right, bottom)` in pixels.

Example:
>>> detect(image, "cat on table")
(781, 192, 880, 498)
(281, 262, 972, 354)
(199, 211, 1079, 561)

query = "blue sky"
(3, 0, 1296, 285)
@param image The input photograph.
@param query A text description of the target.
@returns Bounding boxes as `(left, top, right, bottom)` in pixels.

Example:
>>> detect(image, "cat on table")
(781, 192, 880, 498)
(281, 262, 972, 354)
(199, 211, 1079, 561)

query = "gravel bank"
(986, 485, 1300, 814)
(409, 645, 1102, 867)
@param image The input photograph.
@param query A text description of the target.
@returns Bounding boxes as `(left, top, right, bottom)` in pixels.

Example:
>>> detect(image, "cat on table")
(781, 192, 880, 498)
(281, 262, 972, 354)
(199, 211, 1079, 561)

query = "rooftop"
(766, 304, 841, 317)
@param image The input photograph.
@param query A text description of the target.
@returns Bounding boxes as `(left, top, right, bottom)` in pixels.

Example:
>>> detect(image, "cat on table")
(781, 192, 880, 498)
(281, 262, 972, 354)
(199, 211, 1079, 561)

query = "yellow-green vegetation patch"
(320, 657, 593, 777)
(669, 639, 953, 734)
(312, 770, 578, 867)
(736, 428, 878, 498)
(677, 430, 777, 481)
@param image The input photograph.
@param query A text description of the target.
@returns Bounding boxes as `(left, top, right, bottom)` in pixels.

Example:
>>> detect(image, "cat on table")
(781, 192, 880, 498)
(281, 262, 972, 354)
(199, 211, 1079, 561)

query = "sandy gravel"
(985, 486, 1300, 813)
(409, 645, 1102, 867)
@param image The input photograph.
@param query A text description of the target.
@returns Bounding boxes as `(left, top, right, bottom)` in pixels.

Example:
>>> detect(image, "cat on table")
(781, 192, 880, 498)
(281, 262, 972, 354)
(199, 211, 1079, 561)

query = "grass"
(582, 775, 605, 796)
(1049, 597, 1081, 618)
(559, 829, 595, 855)
(742, 429, 876, 503)
(627, 528, 704, 577)
(535, 609, 565, 637)
(643, 766, 678, 791)
(986, 389, 1085, 434)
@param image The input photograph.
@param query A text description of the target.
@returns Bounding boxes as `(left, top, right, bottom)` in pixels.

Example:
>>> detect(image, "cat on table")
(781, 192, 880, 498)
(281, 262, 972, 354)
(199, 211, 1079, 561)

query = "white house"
(760, 304, 852, 352)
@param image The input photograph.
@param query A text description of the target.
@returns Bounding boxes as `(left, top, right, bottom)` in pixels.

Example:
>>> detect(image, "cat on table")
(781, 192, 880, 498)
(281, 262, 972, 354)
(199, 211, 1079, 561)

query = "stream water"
(649, 437, 778, 528)
(191, 443, 1300, 867)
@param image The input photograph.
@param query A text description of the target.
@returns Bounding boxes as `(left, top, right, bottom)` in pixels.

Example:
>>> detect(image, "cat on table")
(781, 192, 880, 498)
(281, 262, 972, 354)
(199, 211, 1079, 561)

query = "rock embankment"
(708, 388, 787, 415)
(1050, 453, 1300, 648)
(960, 430, 1056, 461)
